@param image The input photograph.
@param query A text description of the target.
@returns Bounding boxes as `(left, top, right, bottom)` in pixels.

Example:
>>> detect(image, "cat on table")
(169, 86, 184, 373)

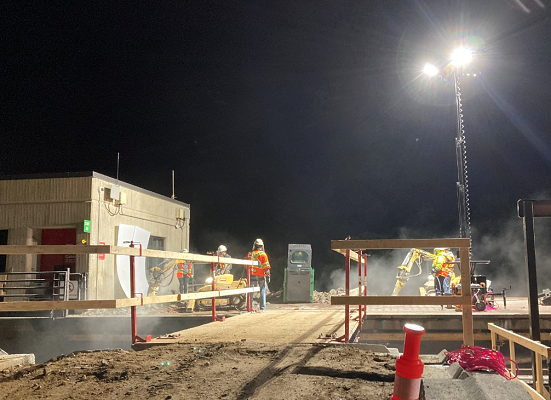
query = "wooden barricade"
(0, 245, 259, 311)
(0, 274, 5, 296)
(330, 238, 474, 346)
(489, 323, 551, 400)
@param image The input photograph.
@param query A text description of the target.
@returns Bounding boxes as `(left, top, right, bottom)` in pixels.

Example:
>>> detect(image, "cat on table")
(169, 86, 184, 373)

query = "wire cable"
(446, 345, 518, 380)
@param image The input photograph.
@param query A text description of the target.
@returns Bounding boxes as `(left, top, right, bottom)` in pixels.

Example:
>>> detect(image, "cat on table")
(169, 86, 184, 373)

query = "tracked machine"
(391, 248, 503, 311)
(147, 251, 249, 311)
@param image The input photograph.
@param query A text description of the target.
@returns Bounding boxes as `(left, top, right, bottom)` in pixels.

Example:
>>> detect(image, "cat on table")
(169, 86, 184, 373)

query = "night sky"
(2, 1, 551, 293)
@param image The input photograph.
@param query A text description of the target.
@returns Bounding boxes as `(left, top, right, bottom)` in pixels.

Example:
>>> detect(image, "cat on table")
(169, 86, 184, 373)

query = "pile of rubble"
(313, 288, 345, 304)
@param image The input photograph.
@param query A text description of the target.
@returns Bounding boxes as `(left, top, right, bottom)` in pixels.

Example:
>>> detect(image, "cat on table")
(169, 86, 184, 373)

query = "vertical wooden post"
(460, 245, 474, 346)
(509, 341, 516, 372)
(536, 353, 544, 394)
(491, 331, 496, 351)
(345, 249, 350, 343)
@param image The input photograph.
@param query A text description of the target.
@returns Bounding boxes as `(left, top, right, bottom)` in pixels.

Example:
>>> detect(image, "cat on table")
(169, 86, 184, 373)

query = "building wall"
(0, 176, 92, 274)
(0, 174, 190, 300)
(89, 176, 190, 300)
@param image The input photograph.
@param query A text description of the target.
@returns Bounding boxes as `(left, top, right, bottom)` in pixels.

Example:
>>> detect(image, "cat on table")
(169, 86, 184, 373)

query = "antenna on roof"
(116, 152, 120, 184)
(171, 170, 176, 199)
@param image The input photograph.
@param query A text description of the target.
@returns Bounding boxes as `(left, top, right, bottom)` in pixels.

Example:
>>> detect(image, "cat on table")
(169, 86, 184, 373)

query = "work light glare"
(423, 63, 439, 76)
(451, 48, 472, 66)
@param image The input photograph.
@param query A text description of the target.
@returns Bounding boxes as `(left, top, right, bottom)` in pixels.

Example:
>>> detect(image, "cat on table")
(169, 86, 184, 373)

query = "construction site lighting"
(451, 47, 472, 66)
(423, 63, 439, 76)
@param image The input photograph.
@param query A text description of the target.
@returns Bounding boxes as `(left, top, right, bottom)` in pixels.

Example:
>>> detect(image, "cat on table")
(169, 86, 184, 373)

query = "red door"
(41, 229, 77, 273)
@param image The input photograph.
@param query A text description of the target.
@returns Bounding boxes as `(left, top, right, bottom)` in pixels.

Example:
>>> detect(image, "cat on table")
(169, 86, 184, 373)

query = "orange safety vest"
(177, 262, 192, 278)
(434, 254, 454, 277)
(248, 250, 270, 277)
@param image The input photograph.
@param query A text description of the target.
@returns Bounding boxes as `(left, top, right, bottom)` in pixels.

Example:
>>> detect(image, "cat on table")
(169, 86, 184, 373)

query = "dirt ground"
(0, 341, 396, 400)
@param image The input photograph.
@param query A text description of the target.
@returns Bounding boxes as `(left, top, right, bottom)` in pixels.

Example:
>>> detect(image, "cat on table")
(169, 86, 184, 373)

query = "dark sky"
(2, 1, 551, 292)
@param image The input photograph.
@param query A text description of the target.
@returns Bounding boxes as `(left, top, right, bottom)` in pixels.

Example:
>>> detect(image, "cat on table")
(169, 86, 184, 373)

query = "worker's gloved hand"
(266, 275, 270, 284)
(190, 275, 194, 279)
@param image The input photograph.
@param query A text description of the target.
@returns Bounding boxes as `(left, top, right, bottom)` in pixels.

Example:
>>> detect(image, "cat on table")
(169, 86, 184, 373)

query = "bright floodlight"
(451, 47, 472, 66)
(423, 63, 439, 76)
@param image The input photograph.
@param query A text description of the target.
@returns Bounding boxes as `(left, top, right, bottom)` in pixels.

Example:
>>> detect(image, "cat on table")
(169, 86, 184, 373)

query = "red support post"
(129, 242, 149, 344)
(246, 264, 253, 312)
(345, 249, 350, 343)
(210, 258, 225, 322)
(130, 250, 137, 344)
(357, 250, 362, 332)
(363, 253, 368, 315)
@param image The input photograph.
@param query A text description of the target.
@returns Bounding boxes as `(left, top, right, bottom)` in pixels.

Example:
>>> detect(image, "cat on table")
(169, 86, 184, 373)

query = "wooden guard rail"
(489, 323, 551, 400)
(330, 238, 474, 345)
(0, 245, 259, 312)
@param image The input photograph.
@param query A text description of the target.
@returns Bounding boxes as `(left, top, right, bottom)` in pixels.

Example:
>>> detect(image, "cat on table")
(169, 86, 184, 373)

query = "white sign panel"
(116, 224, 151, 298)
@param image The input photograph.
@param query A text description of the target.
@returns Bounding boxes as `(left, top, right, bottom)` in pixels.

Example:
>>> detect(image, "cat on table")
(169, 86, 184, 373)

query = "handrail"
(0, 245, 259, 311)
(331, 238, 473, 346)
(0, 271, 86, 304)
(488, 323, 550, 400)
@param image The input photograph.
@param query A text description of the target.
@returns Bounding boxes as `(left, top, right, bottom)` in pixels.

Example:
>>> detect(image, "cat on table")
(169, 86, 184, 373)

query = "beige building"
(0, 172, 190, 300)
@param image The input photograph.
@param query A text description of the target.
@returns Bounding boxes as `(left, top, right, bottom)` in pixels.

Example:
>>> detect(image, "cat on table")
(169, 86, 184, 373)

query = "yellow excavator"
(392, 248, 438, 296)
(147, 252, 249, 311)
(147, 255, 187, 296)
(194, 273, 249, 311)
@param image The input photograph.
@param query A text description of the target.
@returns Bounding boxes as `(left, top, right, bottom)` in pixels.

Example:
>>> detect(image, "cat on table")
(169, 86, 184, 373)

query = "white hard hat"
(254, 238, 264, 247)
(183, 249, 189, 253)
(218, 245, 227, 253)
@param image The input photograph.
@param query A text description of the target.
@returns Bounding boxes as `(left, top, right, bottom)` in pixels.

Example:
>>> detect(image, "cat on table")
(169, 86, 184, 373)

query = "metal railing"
(0, 271, 87, 302)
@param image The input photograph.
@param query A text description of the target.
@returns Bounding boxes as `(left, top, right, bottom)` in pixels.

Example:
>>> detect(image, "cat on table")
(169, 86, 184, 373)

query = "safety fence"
(489, 323, 550, 400)
(0, 244, 259, 343)
(330, 238, 474, 345)
(0, 271, 87, 301)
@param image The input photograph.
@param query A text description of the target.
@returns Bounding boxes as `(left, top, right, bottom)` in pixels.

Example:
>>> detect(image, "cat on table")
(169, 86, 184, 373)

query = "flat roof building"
(0, 172, 190, 300)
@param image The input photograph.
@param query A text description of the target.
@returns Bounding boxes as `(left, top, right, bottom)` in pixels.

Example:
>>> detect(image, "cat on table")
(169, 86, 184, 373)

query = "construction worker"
(247, 238, 271, 311)
(176, 249, 193, 294)
(433, 248, 455, 295)
(215, 244, 232, 275)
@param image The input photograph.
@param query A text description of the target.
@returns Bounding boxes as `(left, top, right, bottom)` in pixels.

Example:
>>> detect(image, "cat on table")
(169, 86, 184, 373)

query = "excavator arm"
(147, 257, 186, 296)
(391, 248, 436, 296)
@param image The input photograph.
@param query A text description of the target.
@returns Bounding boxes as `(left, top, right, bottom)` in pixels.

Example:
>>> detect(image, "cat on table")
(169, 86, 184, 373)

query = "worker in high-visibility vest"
(433, 248, 454, 295)
(246, 238, 271, 311)
(176, 249, 193, 294)
(215, 244, 232, 275)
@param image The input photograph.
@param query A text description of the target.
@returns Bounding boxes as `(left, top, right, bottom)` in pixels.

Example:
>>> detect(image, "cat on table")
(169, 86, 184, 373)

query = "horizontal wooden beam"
(331, 295, 471, 306)
(488, 323, 551, 358)
(332, 248, 360, 262)
(0, 245, 113, 255)
(0, 287, 259, 312)
(0, 245, 258, 266)
(331, 238, 470, 251)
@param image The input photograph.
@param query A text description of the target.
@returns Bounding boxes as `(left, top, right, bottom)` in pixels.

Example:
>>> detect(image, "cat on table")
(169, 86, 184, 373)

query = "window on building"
(147, 236, 165, 272)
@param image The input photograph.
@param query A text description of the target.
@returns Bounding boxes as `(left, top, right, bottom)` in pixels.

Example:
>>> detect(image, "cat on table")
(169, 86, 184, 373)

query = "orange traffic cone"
(391, 324, 425, 400)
